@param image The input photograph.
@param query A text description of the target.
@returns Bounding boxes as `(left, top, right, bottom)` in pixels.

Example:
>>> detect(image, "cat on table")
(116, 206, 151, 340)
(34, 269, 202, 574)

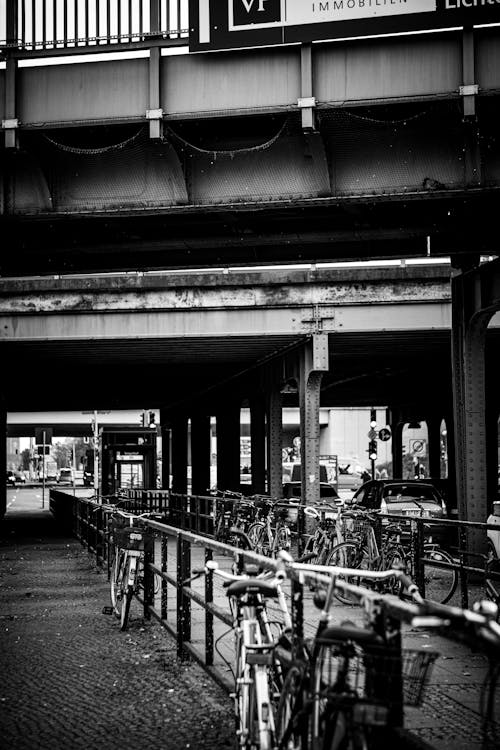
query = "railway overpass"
(1, 2, 500, 537)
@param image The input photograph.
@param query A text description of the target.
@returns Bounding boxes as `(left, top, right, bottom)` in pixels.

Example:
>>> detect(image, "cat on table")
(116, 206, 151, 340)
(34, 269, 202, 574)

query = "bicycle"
(109, 509, 158, 631)
(203, 558, 292, 750)
(327, 507, 458, 604)
(275, 552, 434, 750)
(247, 499, 293, 558)
(300, 504, 339, 565)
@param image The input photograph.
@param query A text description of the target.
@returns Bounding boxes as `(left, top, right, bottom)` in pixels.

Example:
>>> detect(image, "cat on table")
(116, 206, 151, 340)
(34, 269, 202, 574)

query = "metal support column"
(451, 259, 498, 553)
(216, 406, 241, 492)
(266, 386, 283, 499)
(3, 2, 18, 151)
(299, 334, 329, 506)
(0, 401, 6, 519)
(191, 414, 211, 496)
(147, 46, 163, 140)
(159, 416, 171, 492)
(426, 414, 442, 479)
(250, 392, 266, 495)
(171, 417, 188, 495)
(388, 410, 404, 479)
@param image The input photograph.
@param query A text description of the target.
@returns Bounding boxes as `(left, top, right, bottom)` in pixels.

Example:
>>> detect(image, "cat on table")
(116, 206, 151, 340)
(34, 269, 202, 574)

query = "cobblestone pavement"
(0, 495, 234, 750)
(1, 490, 499, 750)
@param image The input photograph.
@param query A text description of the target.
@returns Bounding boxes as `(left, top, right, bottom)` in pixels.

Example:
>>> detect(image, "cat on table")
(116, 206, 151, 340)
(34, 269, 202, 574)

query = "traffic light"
(368, 439, 378, 460)
(402, 444, 406, 456)
(148, 411, 156, 426)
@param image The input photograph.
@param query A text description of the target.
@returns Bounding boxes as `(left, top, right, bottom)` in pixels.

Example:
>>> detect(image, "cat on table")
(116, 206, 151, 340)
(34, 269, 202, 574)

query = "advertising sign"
(189, 1, 500, 52)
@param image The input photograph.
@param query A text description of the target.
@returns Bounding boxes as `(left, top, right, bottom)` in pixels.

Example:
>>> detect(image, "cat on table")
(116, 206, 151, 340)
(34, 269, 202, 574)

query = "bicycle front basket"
(402, 649, 439, 706)
(112, 526, 144, 550)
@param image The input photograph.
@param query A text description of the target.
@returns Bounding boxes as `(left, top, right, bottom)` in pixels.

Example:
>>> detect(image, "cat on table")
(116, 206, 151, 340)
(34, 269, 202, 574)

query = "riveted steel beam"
(451, 257, 500, 551)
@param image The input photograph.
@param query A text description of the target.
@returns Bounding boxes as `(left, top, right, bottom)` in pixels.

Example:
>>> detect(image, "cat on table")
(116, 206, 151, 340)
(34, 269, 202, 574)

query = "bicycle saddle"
(318, 623, 384, 645)
(225, 579, 280, 599)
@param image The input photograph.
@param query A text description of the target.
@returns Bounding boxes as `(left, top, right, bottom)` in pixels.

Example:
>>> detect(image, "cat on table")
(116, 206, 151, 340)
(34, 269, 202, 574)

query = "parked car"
(57, 468, 74, 485)
(350, 479, 448, 542)
(487, 501, 500, 558)
(7, 470, 26, 485)
(281, 481, 340, 523)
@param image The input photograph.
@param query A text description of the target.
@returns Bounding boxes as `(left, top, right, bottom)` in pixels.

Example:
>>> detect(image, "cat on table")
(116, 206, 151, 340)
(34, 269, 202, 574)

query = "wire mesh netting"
(315, 640, 439, 709)
(319, 102, 466, 196)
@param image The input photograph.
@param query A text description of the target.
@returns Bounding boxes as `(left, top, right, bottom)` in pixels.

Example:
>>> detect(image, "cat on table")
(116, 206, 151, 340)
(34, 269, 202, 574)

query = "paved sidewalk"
(0, 494, 234, 750)
(1, 491, 498, 750)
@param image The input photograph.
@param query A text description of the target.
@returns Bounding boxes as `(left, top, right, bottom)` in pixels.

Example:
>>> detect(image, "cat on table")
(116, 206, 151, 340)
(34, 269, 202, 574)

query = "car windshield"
(382, 484, 440, 504)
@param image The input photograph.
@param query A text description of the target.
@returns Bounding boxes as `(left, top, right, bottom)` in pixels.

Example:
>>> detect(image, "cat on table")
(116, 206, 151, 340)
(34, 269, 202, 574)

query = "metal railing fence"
(1, 0, 188, 54)
(49, 488, 500, 625)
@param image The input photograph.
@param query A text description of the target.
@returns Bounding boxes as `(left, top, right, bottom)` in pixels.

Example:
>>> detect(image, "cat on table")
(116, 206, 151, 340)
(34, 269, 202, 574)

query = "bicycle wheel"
(303, 531, 330, 566)
(381, 545, 409, 595)
(485, 543, 500, 616)
(422, 547, 457, 604)
(275, 524, 291, 554)
(312, 645, 368, 750)
(247, 522, 270, 556)
(110, 548, 125, 615)
(276, 664, 308, 750)
(117, 555, 137, 631)
(326, 542, 370, 605)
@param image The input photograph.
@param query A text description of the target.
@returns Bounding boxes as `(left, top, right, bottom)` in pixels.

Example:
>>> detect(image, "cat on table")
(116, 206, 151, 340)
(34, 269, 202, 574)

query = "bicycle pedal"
(102, 606, 114, 615)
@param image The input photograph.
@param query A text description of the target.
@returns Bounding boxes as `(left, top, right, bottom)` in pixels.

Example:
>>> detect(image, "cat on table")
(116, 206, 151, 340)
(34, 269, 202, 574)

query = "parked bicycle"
(300, 504, 339, 565)
(326, 507, 457, 604)
(275, 552, 434, 750)
(247, 498, 293, 558)
(203, 558, 292, 750)
(109, 509, 158, 630)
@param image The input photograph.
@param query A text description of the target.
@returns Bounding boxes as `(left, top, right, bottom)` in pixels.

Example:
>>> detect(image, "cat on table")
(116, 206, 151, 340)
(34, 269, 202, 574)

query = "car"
(487, 501, 500, 558)
(282, 480, 340, 502)
(57, 468, 74, 485)
(280, 481, 340, 524)
(350, 479, 448, 542)
(7, 470, 26, 485)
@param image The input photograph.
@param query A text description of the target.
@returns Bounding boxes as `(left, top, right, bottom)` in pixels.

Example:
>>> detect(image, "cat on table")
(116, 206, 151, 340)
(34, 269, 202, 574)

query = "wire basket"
(111, 522, 144, 550)
(339, 515, 371, 539)
(314, 640, 438, 710)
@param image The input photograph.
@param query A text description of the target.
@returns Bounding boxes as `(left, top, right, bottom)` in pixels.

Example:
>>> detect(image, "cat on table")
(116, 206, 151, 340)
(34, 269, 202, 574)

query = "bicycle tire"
(118, 555, 137, 630)
(382, 545, 409, 595)
(247, 522, 270, 556)
(326, 542, 370, 605)
(313, 644, 369, 750)
(304, 532, 330, 566)
(422, 547, 457, 604)
(110, 550, 120, 613)
(485, 543, 500, 616)
(275, 525, 291, 554)
(276, 663, 308, 750)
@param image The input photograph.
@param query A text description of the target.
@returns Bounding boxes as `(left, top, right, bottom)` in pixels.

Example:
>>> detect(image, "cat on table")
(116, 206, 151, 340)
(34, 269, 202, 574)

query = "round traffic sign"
(378, 427, 392, 442)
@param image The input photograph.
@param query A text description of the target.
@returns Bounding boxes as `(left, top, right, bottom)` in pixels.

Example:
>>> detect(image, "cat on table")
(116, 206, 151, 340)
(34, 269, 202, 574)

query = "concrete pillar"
(266, 387, 283, 499)
(171, 416, 188, 495)
(299, 334, 329, 506)
(216, 406, 241, 492)
(250, 393, 266, 494)
(191, 414, 211, 496)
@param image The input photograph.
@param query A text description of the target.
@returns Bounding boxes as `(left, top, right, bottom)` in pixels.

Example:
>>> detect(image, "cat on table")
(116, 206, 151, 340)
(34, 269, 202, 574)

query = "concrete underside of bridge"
(1, 27, 499, 533)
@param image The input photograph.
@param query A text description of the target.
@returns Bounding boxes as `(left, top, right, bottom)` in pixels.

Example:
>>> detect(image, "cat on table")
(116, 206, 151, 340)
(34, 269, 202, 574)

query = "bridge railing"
(0, 0, 188, 55)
